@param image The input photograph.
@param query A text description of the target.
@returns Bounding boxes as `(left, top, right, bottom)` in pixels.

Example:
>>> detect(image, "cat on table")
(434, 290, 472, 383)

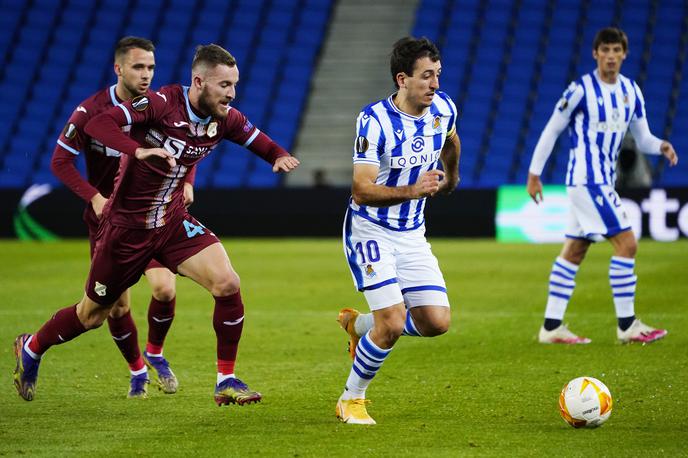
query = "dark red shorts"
(85, 213, 220, 304)
(85, 205, 166, 272)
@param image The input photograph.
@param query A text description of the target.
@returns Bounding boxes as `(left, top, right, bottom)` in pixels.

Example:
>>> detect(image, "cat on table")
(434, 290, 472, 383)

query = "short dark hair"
(593, 27, 628, 52)
(114, 36, 155, 61)
(390, 37, 441, 88)
(192, 44, 236, 71)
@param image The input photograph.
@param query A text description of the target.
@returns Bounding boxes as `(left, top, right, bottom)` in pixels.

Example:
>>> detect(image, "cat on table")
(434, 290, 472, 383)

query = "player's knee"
(211, 273, 241, 297)
(420, 312, 451, 336)
(151, 282, 176, 302)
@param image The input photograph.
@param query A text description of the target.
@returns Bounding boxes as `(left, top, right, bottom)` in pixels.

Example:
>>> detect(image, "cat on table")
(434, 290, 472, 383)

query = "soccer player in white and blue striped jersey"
(335, 37, 461, 425)
(527, 28, 678, 345)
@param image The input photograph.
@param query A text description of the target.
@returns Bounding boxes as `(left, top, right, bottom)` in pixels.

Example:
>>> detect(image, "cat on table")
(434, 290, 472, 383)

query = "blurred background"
(0, 0, 686, 240)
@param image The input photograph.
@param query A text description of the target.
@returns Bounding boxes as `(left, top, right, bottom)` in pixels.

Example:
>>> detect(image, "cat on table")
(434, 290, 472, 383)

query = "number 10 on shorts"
(354, 240, 380, 264)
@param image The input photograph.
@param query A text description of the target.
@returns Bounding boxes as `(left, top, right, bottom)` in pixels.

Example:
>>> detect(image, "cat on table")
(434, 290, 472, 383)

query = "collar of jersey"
(592, 69, 622, 90)
(387, 93, 431, 120)
(109, 84, 122, 107)
(183, 86, 212, 125)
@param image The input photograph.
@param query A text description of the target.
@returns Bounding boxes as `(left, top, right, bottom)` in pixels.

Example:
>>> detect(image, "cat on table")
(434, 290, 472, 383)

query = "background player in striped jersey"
(13, 44, 299, 405)
(335, 37, 461, 425)
(51, 37, 184, 397)
(526, 27, 678, 345)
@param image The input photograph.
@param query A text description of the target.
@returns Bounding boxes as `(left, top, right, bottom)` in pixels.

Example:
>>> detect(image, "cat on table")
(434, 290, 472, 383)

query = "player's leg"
(338, 212, 401, 424)
(607, 229, 667, 343)
(106, 289, 151, 398)
(142, 264, 178, 393)
(538, 186, 595, 344)
(175, 239, 261, 406)
(14, 294, 113, 401)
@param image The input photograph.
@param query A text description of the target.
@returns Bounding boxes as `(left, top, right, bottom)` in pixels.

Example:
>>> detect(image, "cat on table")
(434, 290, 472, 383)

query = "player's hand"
(438, 171, 460, 195)
(183, 182, 194, 208)
(527, 173, 543, 204)
(90, 193, 108, 219)
(661, 141, 678, 166)
(135, 147, 177, 168)
(273, 155, 300, 173)
(414, 169, 444, 198)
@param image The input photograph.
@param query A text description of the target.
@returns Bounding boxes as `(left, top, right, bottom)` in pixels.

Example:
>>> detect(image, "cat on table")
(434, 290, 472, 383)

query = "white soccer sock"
(354, 312, 374, 337)
(609, 256, 636, 318)
(544, 257, 579, 320)
(130, 366, 148, 376)
(23, 336, 41, 360)
(342, 331, 392, 400)
(217, 373, 236, 384)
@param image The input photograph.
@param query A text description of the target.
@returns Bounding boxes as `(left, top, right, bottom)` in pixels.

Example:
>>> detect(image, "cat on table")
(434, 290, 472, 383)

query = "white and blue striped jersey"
(557, 70, 647, 185)
(349, 90, 457, 231)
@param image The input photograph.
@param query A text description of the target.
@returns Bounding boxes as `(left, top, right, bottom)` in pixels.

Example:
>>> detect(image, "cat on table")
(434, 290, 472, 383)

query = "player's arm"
(437, 130, 461, 194)
(527, 83, 582, 203)
(352, 164, 444, 207)
(51, 109, 107, 215)
(183, 166, 196, 208)
(627, 84, 678, 166)
(84, 93, 176, 167)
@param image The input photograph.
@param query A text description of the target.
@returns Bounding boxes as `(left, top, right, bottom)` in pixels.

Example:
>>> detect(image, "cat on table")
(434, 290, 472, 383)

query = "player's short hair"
(593, 27, 628, 52)
(114, 36, 155, 61)
(390, 37, 441, 88)
(192, 44, 236, 72)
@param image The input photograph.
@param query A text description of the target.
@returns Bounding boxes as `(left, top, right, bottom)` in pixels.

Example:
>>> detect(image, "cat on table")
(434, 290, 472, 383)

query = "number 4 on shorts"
(183, 220, 205, 238)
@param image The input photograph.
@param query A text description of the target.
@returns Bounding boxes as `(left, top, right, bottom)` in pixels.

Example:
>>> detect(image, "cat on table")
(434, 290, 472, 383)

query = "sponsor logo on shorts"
(131, 95, 149, 111)
(94, 281, 107, 297)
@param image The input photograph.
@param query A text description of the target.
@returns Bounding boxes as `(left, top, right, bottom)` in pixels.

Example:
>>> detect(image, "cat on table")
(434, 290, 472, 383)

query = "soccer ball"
(559, 376, 613, 428)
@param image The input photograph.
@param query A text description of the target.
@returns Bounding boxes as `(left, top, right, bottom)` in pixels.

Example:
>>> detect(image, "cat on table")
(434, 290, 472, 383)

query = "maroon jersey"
(85, 84, 288, 229)
(52, 85, 125, 201)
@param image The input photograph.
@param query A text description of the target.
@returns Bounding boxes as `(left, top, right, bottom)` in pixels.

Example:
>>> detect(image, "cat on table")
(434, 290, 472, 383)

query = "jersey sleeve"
(51, 103, 100, 201)
(554, 81, 585, 120)
(222, 108, 258, 145)
(631, 81, 647, 121)
(84, 89, 170, 155)
(352, 111, 383, 166)
(443, 93, 458, 138)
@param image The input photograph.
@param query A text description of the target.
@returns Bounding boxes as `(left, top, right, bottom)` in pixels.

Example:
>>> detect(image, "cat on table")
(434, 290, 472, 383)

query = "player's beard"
(199, 88, 230, 119)
(122, 79, 147, 98)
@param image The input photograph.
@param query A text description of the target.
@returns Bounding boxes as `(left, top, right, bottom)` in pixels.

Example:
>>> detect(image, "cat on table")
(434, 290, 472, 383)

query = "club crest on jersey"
(63, 123, 77, 139)
(355, 136, 369, 153)
(94, 281, 107, 297)
(433, 115, 442, 132)
(207, 121, 218, 138)
(365, 264, 376, 279)
(612, 108, 620, 120)
(623, 94, 629, 106)
(131, 95, 149, 111)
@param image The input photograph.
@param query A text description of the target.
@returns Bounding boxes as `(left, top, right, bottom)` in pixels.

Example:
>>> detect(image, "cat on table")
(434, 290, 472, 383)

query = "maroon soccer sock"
(29, 304, 87, 355)
(146, 297, 176, 354)
(213, 292, 245, 375)
(107, 310, 144, 372)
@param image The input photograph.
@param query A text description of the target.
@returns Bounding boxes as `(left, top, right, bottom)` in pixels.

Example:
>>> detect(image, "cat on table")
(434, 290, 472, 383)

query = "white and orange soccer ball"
(559, 376, 613, 428)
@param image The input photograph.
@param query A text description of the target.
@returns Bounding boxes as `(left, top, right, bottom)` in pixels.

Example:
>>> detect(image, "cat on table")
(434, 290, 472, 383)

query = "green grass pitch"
(1, 239, 686, 456)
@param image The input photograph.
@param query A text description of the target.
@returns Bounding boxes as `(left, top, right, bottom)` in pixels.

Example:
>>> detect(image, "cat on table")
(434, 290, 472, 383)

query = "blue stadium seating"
(0, 0, 334, 189)
(0, 0, 685, 189)
(413, 0, 687, 187)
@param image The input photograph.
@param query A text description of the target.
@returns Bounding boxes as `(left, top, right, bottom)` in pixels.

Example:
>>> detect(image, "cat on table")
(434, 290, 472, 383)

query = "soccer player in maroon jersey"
(13, 44, 299, 406)
(50, 37, 185, 398)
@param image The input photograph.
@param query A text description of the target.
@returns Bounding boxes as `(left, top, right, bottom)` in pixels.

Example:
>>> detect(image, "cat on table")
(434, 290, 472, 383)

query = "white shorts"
(342, 209, 449, 311)
(566, 185, 631, 240)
